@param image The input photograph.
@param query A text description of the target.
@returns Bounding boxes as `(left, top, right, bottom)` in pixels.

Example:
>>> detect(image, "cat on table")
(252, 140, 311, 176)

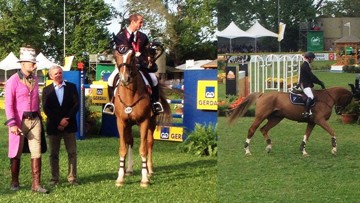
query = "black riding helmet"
(304, 52, 316, 59)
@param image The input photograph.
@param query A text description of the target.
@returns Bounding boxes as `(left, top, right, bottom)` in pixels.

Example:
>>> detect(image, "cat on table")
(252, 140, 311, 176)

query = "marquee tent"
(36, 52, 61, 70)
(216, 21, 255, 52)
(175, 59, 213, 70)
(246, 21, 278, 52)
(0, 52, 21, 81)
(0, 52, 21, 70)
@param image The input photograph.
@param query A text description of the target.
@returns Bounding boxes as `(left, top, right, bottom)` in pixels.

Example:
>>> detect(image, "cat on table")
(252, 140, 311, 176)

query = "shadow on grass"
(79, 159, 216, 185)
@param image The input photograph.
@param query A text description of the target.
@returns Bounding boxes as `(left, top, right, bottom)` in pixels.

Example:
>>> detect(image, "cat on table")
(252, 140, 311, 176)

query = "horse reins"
(321, 89, 339, 110)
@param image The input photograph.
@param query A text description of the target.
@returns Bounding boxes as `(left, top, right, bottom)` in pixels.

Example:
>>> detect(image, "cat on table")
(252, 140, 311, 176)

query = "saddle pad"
(289, 92, 315, 106)
(289, 92, 305, 105)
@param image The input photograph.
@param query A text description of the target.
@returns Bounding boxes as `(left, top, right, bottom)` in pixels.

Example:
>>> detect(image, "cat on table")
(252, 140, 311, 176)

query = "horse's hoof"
(115, 180, 125, 187)
(147, 172, 154, 178)
(244, 152, 252, 156)
(302, 153, 310, 157)
(125, 171, 133, 176)
(265, 147, 272, 153)
(140, 181, 150, 188)
(331, 149, 337, 156)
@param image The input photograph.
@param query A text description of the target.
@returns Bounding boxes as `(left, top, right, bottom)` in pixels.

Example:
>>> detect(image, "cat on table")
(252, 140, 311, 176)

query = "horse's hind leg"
(125, 132, 134, 176)
(260, 116, 283, 153)
(244, 117, 266, 155)
(300, 123, 315, 156)
(147, 125, 155, 176)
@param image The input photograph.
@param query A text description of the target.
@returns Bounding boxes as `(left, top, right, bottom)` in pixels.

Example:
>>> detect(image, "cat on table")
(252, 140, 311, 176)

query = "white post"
(64, 0, 66, 58)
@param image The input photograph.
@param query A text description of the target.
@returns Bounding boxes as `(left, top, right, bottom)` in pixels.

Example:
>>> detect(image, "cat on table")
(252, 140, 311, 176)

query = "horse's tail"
(157, 83, 172, 125)
(228, 92, 262, 124)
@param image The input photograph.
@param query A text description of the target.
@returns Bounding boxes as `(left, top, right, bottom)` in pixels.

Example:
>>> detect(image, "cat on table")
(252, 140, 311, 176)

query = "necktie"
(129, 32, 135, 43)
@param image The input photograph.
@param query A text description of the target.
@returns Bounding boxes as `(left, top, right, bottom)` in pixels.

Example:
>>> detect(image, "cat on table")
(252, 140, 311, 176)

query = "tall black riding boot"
(10, 158, 20, 191)
(151, 85, 164, 114)
(303, 98, 313, 118)
(103, 85, 115, 115)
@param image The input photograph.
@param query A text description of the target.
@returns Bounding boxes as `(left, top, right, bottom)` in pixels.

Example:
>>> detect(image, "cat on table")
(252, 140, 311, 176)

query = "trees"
(123, 0, 217, 66)
(0, 0, 113, 66)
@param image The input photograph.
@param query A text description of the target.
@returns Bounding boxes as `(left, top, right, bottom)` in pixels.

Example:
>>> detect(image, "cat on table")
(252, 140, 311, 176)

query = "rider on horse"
(103, 13, 163, 115)
(297, 51, 326, 118)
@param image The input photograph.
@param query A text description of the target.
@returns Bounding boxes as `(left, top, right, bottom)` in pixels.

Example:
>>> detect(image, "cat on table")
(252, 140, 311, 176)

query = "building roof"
(335, 35, 360, 43)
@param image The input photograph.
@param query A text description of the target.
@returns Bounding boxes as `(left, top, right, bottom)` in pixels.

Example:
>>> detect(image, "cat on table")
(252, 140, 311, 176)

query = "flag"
(344, 22, 350, 27)
(278, 22, 286, 42)
(63, 56, 74, 71)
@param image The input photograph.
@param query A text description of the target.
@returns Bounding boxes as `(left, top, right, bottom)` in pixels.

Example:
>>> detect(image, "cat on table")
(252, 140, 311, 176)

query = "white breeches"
(107, 69, 157, 87)
(303, 87, 314, 99)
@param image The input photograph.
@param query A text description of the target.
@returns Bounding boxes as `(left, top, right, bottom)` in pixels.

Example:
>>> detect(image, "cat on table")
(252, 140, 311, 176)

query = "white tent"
(36, 52, 61, 70)
(246, 21, 278, 52)
(0, 52, 21, 81)
(216, 21, 255, 52)
(0, 52, 21, 70)
(175, 60, 213, 70)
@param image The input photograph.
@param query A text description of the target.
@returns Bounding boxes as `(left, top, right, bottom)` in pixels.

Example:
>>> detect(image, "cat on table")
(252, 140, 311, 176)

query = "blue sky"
(104, 0, 122, 34)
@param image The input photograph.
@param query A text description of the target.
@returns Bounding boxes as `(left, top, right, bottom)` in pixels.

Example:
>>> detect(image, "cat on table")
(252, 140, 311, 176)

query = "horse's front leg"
(316, 120, 337, 155)
(115, 122, 129, 187)
(139, 121, 151, 187)
(300, 123, 315, 156)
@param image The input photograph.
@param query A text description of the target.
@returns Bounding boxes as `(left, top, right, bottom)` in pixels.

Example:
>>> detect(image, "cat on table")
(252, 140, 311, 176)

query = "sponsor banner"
(89, 81, 109, 104)
(227, 53, 336, 62)
(197, 80, 218, 110)
(307, 31, 324, 52)
(96, 64, 115, 81)
(154, 126, 183, 142)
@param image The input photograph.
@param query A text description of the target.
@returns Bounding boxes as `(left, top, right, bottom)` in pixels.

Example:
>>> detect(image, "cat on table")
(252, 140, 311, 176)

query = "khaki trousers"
(17, 117, 42, 159)
(48, 132, 77, 182)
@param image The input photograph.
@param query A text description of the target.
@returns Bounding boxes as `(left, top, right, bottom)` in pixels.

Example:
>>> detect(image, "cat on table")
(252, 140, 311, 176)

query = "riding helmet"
(304, 52, 316, 59)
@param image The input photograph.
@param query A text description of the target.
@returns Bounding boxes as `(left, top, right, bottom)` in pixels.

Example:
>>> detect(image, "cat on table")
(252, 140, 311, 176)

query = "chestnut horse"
(112, 35, 171, 187)
(228, 87, 353, 156)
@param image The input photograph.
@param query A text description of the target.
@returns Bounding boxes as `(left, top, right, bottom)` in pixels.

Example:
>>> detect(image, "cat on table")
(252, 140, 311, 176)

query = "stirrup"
(103, 103, 115, 115)
(302, 110, 312, 118)
(152, 102, 164, 113)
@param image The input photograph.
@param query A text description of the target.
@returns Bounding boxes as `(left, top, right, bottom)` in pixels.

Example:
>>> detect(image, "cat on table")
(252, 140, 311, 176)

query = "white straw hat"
(18, 46, 37, 63)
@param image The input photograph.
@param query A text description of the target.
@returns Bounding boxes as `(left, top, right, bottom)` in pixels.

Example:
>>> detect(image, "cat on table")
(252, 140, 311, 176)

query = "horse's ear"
(113, 33, 122, 46)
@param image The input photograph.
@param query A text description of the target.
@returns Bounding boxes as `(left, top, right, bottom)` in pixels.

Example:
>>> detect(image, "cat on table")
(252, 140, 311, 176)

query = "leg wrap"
(331, 137, 337, 148)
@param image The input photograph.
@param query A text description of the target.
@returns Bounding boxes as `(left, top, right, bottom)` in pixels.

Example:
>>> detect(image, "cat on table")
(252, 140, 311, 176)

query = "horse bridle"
(115, 45, 138, 82)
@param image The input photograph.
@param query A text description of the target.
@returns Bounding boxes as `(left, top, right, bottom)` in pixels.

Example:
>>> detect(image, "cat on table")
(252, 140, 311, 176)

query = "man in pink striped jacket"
(4, 46, 48, 193)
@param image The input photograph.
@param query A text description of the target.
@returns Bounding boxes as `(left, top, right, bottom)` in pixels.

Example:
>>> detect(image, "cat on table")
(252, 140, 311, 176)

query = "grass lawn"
(0, 109, 216, 202)
(218, 71, 360, 202)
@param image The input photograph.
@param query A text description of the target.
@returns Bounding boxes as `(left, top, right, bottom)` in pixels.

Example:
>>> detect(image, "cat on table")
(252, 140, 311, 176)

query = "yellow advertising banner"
(154, 126, 183, 142)
(197, 80, 218, 110)
(89, 81, 109, 104)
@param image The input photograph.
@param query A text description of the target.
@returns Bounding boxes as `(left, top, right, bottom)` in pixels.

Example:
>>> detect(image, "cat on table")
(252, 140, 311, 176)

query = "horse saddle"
(289, 92, 315, 106)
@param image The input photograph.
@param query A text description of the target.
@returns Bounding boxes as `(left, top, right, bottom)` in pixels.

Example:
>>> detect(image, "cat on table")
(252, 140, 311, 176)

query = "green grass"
(0, 110, 216, 202)
(218, 71, 360, 202)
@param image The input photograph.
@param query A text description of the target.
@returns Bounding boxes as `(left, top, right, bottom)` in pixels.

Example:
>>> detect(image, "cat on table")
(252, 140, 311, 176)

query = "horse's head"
(333, 88, 354, 115)
(113, 33, 137, 86)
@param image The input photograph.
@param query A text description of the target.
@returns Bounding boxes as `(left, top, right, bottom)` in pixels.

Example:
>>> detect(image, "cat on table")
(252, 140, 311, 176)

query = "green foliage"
(342, 100, 360, 115)
(0, 0, 113, 63)
(178, 123, 217, 157)
(125, 0, 217, 65)
(343, 65, 360, 73)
